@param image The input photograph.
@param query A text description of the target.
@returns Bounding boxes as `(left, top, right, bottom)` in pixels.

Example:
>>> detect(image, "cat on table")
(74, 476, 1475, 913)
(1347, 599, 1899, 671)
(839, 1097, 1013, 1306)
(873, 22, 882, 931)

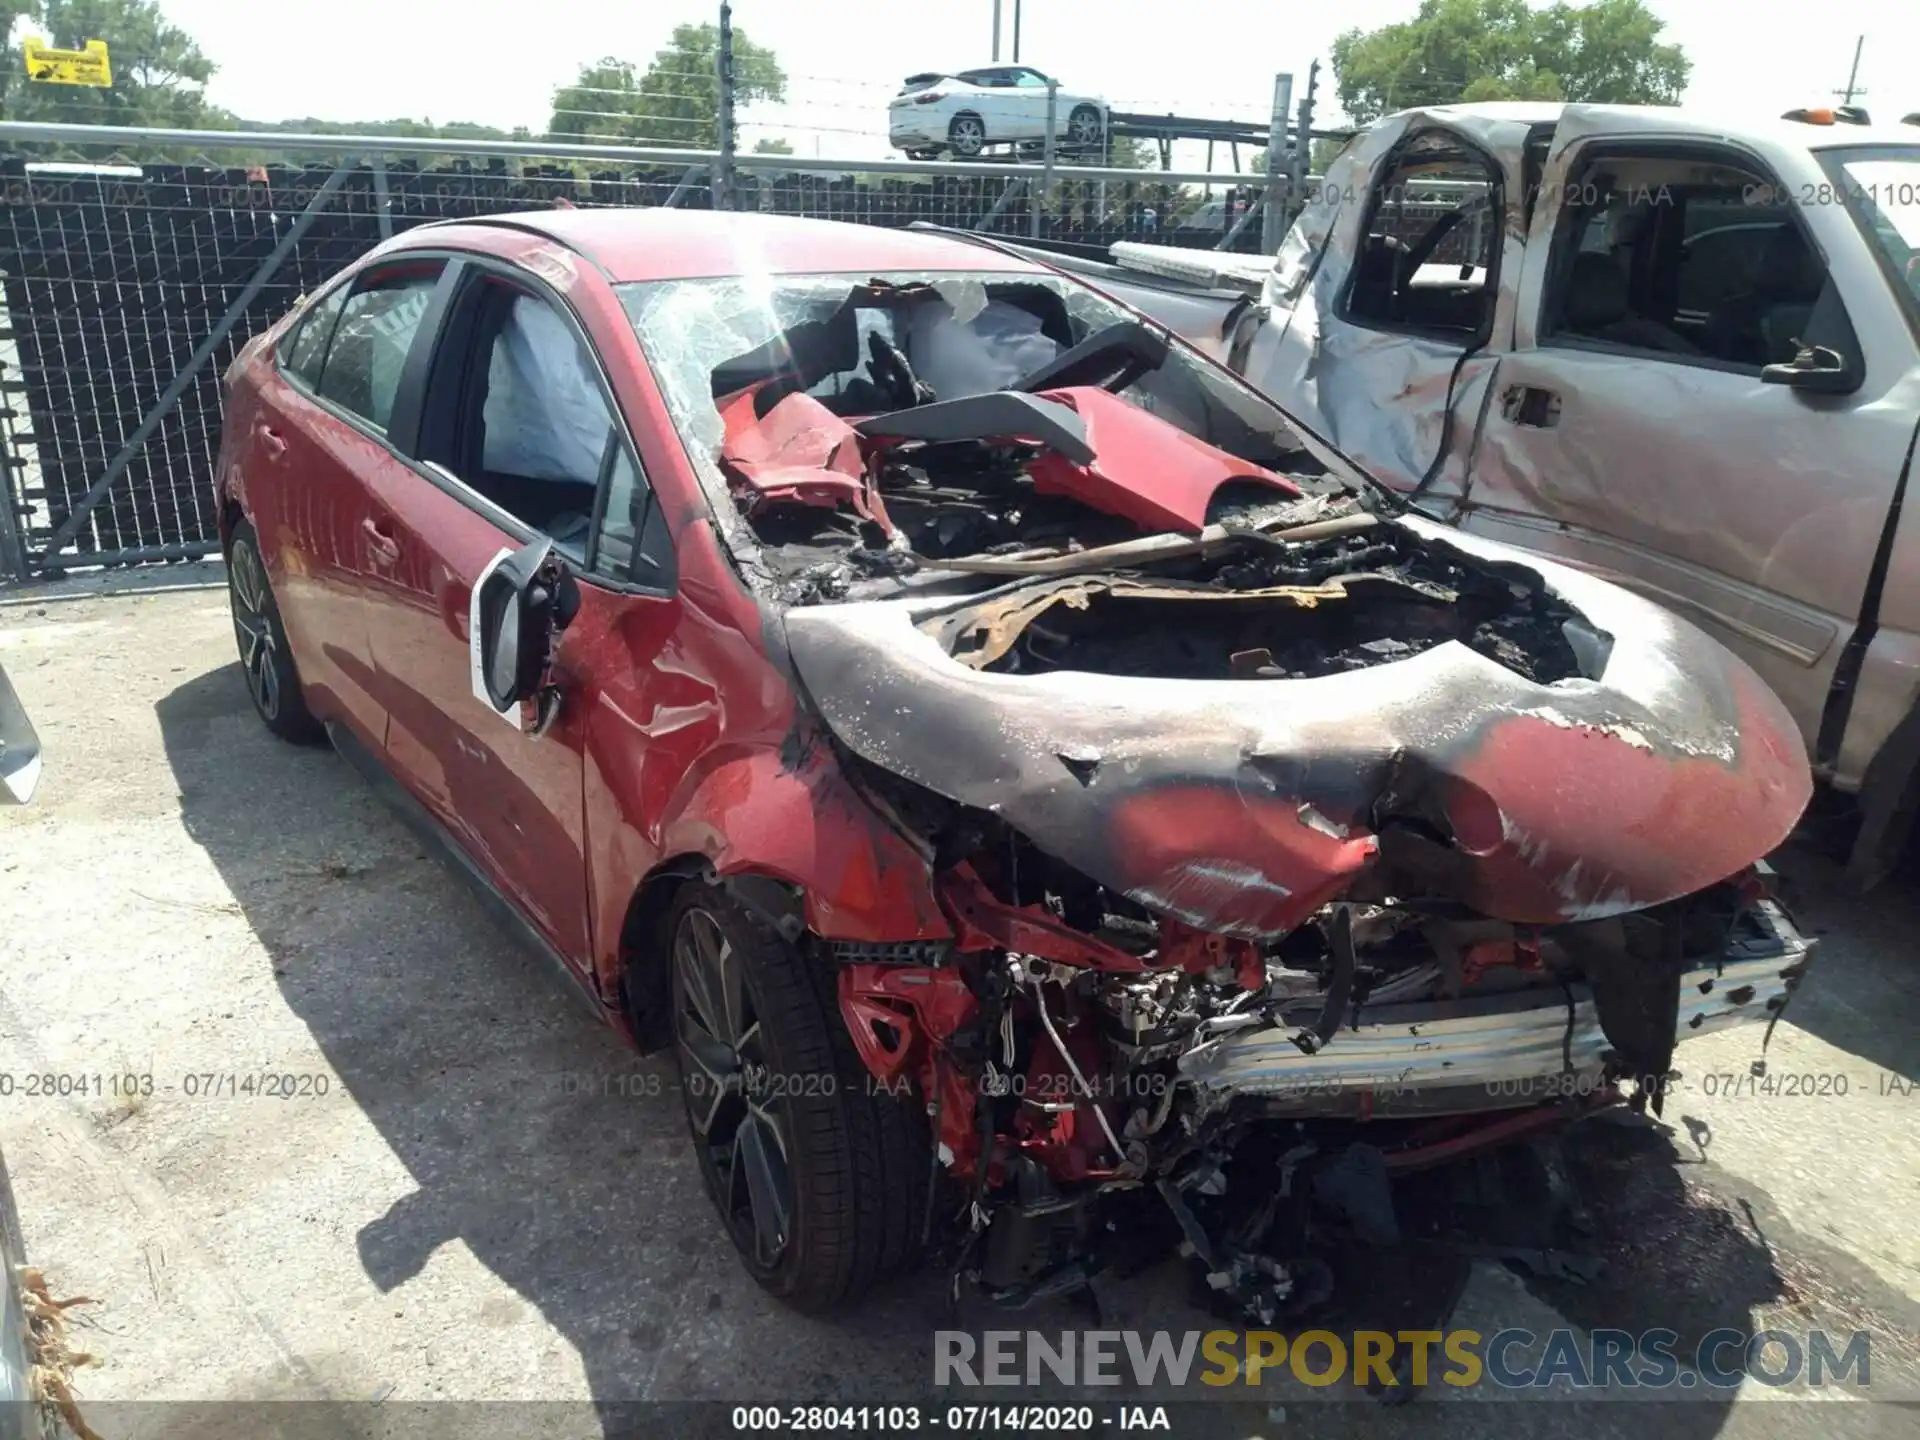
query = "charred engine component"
(932, 523, 1594, 685)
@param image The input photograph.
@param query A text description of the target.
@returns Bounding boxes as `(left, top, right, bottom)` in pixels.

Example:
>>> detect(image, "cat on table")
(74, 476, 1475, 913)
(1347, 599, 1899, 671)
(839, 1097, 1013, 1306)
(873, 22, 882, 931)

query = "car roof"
(1423, 100, 1920, 151)
(393, 209, 1045, 285)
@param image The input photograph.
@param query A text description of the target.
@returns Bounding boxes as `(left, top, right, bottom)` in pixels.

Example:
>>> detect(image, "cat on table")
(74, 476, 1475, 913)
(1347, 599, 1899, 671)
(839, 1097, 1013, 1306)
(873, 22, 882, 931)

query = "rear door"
(960, 68, 1024, 141)
(359, 252, 674, 972)
(1252, 117, 1530, 501)
(241, 263, 441, 752)
(1005, 68, 1055, 141)
(1460, 113, 1920, 752)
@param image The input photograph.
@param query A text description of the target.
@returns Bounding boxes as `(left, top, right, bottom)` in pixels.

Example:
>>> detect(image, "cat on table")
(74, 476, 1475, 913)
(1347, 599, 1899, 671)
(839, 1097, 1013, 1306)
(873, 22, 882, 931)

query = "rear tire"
(667, 884, 928, 1311)
(947, 112, 987, 158)
(227, 519, 323, 744)
(1067, 104, 1104, 152)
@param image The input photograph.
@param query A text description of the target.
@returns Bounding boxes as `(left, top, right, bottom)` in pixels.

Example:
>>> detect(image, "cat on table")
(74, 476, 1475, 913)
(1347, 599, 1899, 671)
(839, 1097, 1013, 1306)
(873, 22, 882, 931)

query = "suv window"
(281, 285, 347, 388)
(1345, 135, 1500, 341)
(1544, 153, 1856, 370)
(420, 276, 654, 580)
(316, 270, 439, 431)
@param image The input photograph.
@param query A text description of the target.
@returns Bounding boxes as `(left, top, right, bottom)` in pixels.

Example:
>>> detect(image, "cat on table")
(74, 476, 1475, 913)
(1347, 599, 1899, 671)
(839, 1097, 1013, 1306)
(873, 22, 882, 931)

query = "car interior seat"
(1560, 251, 1701, 355)
(1704, 225, 1828, 366)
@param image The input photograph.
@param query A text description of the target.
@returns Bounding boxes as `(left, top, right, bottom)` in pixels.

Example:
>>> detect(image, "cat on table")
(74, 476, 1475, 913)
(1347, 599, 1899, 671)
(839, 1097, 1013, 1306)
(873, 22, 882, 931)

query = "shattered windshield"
(618, 269, 1352, 603)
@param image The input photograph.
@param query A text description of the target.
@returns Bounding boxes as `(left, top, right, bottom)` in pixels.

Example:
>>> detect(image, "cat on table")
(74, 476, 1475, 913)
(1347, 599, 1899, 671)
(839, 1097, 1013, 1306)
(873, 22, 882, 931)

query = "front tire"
(668, 885, 928, 1311)
(227, 519, 323, 744)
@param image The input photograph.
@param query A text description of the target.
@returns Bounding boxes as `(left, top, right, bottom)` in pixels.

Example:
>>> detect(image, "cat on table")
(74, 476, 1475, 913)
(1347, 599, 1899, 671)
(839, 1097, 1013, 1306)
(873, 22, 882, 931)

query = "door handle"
(1502, 385, 1562, 428)
(259, 426, 288, 458)
(361, 514, 400, 563)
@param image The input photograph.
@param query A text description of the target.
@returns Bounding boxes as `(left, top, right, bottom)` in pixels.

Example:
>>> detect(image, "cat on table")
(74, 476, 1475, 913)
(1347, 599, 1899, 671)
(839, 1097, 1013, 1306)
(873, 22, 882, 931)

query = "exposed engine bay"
(834, 862, 1807, 1313)
(624, 263, 1816, 1322)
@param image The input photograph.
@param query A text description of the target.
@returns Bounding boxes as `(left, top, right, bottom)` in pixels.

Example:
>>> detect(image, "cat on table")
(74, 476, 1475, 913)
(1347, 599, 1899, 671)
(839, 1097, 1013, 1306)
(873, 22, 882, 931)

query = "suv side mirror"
(474, 538, 579, 734)
(1761, 341, 1860, 396)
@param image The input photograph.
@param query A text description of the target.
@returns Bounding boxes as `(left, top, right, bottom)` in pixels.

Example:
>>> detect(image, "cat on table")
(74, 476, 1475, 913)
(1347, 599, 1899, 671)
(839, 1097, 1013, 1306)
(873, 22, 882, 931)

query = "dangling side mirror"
(0, 660, 42, 804)
(1761, 341, 1861, 396)
(471, 538, 579, 736)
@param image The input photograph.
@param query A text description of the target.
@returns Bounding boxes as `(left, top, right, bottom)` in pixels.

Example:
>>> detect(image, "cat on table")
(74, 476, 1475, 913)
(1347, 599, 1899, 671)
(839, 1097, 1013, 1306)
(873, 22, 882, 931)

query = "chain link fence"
(0, 125, 1277, 580)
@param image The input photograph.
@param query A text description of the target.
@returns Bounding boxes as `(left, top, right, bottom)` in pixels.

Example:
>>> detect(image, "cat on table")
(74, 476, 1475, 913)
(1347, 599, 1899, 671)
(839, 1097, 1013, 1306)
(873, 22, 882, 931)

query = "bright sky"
(152, 0, 1920, 166)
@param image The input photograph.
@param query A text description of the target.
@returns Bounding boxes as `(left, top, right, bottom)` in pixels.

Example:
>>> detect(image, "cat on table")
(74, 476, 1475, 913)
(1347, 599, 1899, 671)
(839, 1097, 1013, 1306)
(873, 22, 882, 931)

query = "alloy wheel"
(228, 540, 281, 722)
(950, 116, 985, 156)
(1069, 109, 1102, 147)
(674, 906, 794, 1269)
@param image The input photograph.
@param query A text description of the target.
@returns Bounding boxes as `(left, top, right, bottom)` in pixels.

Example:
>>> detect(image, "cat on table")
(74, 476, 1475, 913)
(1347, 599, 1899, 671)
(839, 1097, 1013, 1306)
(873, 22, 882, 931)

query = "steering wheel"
(866, 330, 927, 409)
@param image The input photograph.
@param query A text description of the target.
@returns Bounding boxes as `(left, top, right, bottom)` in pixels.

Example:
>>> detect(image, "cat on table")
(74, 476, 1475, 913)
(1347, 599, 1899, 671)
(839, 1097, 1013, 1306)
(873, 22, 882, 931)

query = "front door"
(1459, 110, 1920, 755)
(361, 258, 663, 971)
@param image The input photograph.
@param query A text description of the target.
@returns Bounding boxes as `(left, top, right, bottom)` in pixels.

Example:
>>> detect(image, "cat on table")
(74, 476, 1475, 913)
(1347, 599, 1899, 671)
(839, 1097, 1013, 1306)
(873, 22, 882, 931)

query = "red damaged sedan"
(216, 210, 1813, 1316)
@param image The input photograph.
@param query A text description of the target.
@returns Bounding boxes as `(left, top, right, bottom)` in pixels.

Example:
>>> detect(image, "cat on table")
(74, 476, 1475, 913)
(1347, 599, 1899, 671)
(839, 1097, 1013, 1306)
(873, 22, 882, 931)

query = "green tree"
(3, 0, 216, 127)
(1330, 0, 1688, 124)
(547, 22, 785, 149)
(751, 135, 792, 154)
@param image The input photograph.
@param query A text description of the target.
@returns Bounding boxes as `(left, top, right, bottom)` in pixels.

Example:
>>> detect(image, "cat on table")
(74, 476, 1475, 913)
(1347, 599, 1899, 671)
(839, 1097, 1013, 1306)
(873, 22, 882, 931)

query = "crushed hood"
(783, 516, 1811, 937)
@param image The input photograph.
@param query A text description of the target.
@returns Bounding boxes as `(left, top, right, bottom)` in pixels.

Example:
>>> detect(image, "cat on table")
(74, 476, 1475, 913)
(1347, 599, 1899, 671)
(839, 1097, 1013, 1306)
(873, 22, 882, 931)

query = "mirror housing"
(0, 660, 42, 804)
(1761, 342, 1860, 396)
(475, 538, 579, 731)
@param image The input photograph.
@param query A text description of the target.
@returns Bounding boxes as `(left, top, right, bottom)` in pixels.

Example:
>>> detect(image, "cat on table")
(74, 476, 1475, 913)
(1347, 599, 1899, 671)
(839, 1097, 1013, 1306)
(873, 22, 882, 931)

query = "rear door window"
(1343, 133, 1501, 342)
(280, 285, 348, 389)
(316, 271, 440, 432)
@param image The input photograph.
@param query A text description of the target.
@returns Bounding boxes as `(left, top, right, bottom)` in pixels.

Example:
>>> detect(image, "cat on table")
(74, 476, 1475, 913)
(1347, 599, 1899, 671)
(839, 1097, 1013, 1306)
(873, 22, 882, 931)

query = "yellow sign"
(22, 38, 112, 88)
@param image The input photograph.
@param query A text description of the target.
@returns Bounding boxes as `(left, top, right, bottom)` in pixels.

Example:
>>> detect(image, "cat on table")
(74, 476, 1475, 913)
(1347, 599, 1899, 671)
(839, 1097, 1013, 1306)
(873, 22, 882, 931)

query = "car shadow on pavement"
(157, 664, 972, 1430)
(156, 662, 1898, 1438)
(1772, 843, 1920, 1084)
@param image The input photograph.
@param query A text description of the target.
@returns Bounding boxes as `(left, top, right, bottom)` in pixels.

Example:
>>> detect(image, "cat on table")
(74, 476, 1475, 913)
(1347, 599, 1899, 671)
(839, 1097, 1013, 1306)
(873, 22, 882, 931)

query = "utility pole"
(714, 2, 736, 212)
(1261, 72, 1294, 256)
(1835, 34, 1866, 106)
(1012, 0, 1023, 63)
(992, 0, 1001, 61)
(1289, 60, 1318, 233)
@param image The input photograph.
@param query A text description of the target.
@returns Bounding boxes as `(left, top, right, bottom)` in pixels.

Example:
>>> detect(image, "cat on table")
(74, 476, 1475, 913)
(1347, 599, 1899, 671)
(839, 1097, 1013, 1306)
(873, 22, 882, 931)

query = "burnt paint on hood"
(782, 516, 1811, 936)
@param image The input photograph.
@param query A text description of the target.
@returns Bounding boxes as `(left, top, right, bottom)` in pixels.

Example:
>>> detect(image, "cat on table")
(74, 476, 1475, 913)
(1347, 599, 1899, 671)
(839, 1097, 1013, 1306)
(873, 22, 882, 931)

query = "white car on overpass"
(888, 65, 1108, 160)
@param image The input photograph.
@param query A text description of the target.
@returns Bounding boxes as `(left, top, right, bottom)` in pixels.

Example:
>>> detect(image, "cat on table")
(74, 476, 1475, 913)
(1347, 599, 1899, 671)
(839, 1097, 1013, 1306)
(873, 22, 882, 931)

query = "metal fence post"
(1261, 72, 1294, 255)
(0, 470, 27, 584)
(1034, 79, 1058, 240)
(713, 2, 737, 212)
(38, 159, 355, 560)
(371, 151, 394, 240)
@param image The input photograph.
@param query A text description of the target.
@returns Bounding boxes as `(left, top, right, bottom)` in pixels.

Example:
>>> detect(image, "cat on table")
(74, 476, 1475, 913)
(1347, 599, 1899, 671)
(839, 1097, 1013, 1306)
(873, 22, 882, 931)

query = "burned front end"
(622, 264, 1814, 1313)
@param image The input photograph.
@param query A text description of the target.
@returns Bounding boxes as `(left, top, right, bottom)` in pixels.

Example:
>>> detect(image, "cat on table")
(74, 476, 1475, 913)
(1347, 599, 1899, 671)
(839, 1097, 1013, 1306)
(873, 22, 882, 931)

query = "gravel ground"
(0, 576, 1915, 1439)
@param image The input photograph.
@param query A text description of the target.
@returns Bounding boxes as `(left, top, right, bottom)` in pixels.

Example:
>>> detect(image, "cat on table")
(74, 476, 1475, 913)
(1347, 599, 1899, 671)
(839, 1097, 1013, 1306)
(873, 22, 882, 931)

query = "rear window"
(281, 286, 347, 389)
(316, 272, 439, 432)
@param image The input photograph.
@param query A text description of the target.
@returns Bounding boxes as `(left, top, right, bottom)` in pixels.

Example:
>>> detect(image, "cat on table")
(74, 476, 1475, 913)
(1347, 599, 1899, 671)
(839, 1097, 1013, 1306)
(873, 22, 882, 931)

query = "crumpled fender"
(651, 737, 951, 943)
(781, 517, 1811, 934)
